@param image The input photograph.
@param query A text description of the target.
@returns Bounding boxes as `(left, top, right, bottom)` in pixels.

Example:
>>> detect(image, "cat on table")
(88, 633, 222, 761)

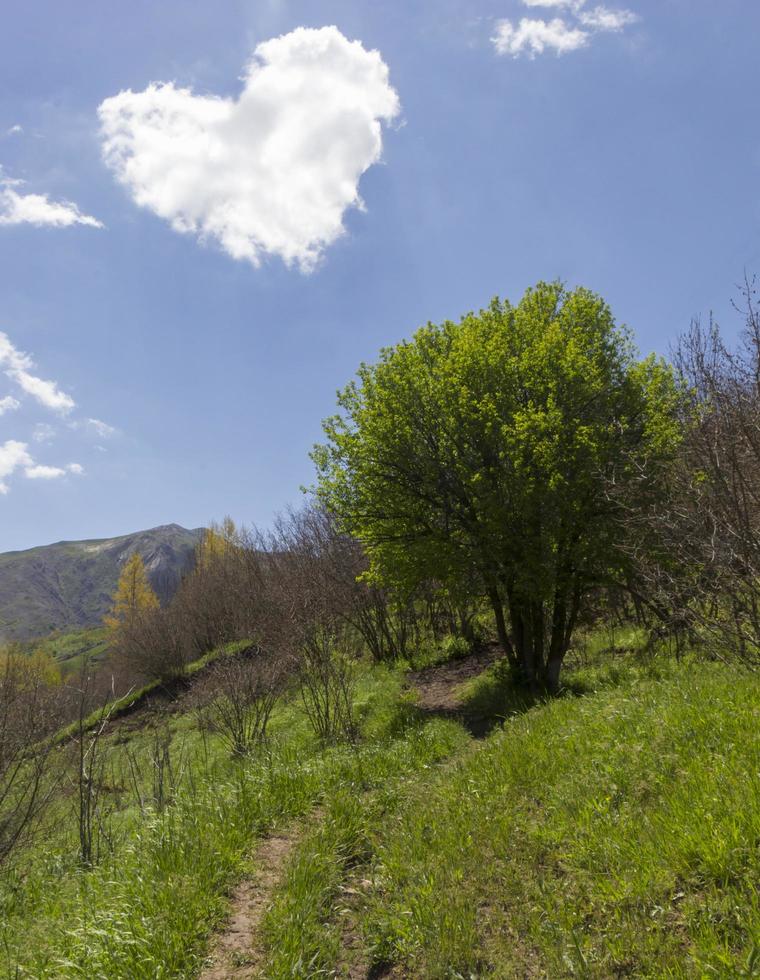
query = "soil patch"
(199, 823, 303, 979)
(408, 642, 505, 737)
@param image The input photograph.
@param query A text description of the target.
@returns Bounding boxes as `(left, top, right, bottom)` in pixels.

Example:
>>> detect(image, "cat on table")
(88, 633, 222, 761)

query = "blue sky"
(0, 0, 758, 551)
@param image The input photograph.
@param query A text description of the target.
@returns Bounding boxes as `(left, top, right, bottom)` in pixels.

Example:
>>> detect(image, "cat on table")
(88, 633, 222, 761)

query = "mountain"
(0, 524, 203, 641)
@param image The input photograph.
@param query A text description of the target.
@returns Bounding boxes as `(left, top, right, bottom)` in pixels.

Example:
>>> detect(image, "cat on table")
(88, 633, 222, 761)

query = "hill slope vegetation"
(0, 524, 201, 641)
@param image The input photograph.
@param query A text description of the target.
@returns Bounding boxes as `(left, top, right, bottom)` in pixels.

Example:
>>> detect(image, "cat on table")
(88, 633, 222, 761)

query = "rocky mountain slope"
(0, 524, 203, 641)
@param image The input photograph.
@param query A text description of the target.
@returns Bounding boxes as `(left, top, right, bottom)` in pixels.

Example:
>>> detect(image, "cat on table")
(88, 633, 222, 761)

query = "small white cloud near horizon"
(0, 172, 103, 229)
(0, 443, 84, 491)
(493, 0, 637, 57)
(0, 331, 75, 413)
(6, 125, 23, 137)
(98, 25, 400, 272)
(0, 339, 100, 496)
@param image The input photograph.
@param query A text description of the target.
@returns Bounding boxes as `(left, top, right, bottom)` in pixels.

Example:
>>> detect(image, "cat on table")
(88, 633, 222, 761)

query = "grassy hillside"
(0, 641, 757, 978)
(0, 524, 202, 641)
(32, 625, 110, 672)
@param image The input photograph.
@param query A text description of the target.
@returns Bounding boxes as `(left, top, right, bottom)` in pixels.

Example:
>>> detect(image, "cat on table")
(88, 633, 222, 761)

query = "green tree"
(313, 282, 681, 692)
(104, 553, 159, 633)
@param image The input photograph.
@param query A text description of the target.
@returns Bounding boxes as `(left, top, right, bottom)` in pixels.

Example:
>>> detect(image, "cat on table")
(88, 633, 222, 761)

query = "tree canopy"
(313, 282, 682, 691)
(104, 553, 159, 633)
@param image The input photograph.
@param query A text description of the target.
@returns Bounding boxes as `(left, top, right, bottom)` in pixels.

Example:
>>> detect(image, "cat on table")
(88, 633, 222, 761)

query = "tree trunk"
(487, 586, 518, 669)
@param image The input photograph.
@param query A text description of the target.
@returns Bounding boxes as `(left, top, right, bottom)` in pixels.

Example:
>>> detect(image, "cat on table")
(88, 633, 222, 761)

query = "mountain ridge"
(0, 523, 203, 641)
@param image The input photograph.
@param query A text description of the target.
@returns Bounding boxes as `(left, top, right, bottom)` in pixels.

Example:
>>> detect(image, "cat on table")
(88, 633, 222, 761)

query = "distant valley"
(0, 524, 202, 641)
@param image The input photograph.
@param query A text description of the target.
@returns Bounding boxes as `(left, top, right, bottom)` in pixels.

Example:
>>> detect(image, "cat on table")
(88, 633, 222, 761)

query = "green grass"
(352, 658, 760, 977)
(260, 719, 467, 977)
(52, 640, 248, 745)
(33, 625, 110, 672)
(3, 635, 758, 979)
(0, 656, 466, 978)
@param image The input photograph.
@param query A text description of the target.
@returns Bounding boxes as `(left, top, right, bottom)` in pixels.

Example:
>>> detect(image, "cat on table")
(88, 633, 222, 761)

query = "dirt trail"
(199, 823, 302, 980)
(407, 642, 504, 735)
(201, 647, 504, 980)
(335, 646, 505, 978)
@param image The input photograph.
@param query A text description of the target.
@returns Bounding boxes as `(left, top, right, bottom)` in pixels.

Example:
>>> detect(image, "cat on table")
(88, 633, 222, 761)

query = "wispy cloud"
(0, 332, 75, 413)
(0, 336, 102, 495)
(0, 395, 20, 415)
(578, 6, 637, 30)
(99, 26, 400, 272)
(493, 0, 638, 58)
(0, 172, 103, 229)
(33, 422, 56, 443)
(0, 440, 32, 494)
(81, 417, 116, 439)
(493, 17, 588, 56)
(0, 441, 81, 493)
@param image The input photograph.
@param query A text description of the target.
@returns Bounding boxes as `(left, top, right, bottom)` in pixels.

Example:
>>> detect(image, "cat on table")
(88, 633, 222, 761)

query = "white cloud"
(6, 125, 23, 136)
(33, 422, 56, 443)
(24, 461, 81, 480)
(25, 463, 66, 480)
(0, 339, 95, 495)
(12, 370, 75, 412)
(0, 395, 19, 415)
(84, 417, 116, 438)
(0, 176, 103, 229)
(494, 1, 638, 57)
(578, 6, 638, 30)
(493, 17, 588, 56)
(98, 25, 400, 271)
(0, 331, 75, 413)
(0, 440, 32, 494)
(522, 0, 583, 7)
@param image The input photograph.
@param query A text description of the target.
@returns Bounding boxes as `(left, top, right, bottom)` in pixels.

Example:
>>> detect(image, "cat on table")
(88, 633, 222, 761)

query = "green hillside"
(0, 524, 202, 641)
(1, 640, 757, 978)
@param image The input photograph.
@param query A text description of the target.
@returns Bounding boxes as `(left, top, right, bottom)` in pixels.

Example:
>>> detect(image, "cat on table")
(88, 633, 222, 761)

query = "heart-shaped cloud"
(98, 26, 400, 271)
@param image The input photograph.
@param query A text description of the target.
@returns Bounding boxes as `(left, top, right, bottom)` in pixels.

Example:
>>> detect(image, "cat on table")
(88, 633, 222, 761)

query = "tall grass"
(0, 659, 465, 978)
(356, 660, 760, 977)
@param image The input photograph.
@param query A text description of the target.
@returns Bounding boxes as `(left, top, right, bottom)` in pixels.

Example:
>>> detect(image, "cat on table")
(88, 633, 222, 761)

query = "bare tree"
(68, 659, 117, 867)
(620, 276, 760, 664)
(0, 653, 63, 869)
(261, 508, 360, 742)
(113, 601, 192, 684)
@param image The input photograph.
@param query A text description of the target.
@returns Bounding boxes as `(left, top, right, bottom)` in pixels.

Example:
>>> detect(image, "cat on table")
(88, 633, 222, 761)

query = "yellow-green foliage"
(195, 516, 240, 572)
(104, 553, 159, 631)
(0, 643, 61, 686)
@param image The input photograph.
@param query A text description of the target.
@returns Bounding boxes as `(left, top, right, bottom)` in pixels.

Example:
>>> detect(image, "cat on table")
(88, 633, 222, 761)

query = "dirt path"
(407, 642, 504, 736)
(199, 823, 303, 980)
(201, 647, 505, 980)
(333, 646, 505, 978)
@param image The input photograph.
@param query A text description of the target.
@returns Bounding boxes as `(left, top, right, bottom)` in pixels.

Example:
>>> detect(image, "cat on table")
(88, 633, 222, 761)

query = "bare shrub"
(196, 648, 290, 756)
(258, 507, 361, 742)
(298, 631, 358, 743)
(0, 653, 63, 869)
(114, 602, 192, 684)
(621, 276, 760, 663)
(68, 659, 117, 867)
